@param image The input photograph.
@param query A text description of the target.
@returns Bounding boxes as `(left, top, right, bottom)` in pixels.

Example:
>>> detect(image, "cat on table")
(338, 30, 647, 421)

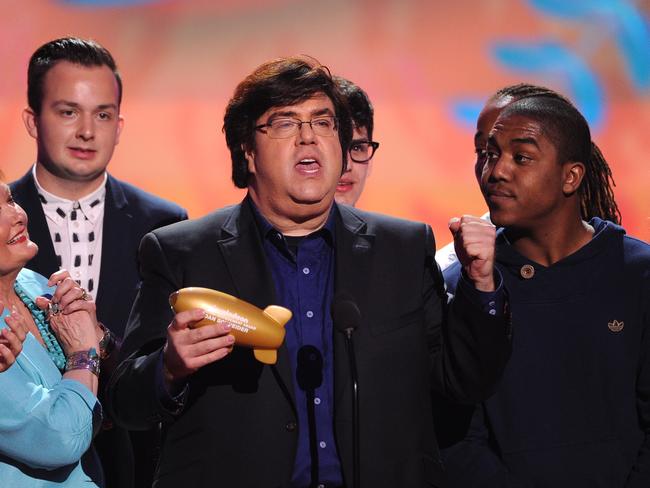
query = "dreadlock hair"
(490, 83, 620, 224)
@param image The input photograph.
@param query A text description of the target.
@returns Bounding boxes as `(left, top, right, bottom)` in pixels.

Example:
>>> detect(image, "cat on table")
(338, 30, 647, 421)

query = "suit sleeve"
(106, 231, 181, 430)
(425, 225, 511, 403)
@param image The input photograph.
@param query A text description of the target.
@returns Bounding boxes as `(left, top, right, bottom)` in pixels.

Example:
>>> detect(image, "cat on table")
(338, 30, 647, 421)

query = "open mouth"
(7, 229, 26, 245)
(296, 158, 321, 174)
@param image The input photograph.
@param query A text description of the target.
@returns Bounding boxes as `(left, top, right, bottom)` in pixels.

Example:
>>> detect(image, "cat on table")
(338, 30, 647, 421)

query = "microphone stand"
(306, 388, 319, 488)
(332, 295, 361, 488)
(297, 345, 322, 488)
(342, 328, 360, 488)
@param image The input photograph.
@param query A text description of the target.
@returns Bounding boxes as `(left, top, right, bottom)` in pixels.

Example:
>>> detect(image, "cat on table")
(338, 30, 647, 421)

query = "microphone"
(332, 294, 361, 338)
(331, 294, 361, 488)
(296, 345, 323, 487)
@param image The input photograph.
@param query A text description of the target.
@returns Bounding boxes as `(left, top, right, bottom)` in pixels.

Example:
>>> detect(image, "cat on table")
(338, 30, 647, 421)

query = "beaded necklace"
(13, 280, 66, 371)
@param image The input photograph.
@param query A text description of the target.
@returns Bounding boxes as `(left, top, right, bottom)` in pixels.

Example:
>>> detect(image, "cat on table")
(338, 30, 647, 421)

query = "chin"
(485, 209, 508, 229)
(21, 241, 39, 262)
(291, 189, 332, 205)
(334, 193, 355, 206)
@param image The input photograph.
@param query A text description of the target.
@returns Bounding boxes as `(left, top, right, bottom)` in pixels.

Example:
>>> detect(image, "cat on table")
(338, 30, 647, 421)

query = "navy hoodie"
(442, 218, 650, 487)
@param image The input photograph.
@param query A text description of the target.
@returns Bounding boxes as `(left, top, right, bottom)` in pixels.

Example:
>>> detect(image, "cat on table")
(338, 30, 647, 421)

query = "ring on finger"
(80, 288, 90, 301)
(48, 302, 61, 316)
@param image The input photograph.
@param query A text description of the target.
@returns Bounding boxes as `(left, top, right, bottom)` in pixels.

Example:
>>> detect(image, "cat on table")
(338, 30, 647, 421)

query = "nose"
(297, 121, 316, 144)
(485, 154, 511, 183)
(76, 113, 95, 141)
(7, 202, 27, 226)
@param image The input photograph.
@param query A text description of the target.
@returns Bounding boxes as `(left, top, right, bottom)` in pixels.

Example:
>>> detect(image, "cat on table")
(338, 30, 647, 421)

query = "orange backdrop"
(1, 0, 648, 244)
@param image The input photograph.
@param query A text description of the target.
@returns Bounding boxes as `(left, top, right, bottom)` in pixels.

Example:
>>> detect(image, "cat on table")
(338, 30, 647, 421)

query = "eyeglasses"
(349, 140, 380, 163)
(255, 116, 339, 139)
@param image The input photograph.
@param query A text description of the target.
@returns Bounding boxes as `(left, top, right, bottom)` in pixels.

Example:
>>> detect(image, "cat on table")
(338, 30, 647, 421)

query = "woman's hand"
(0, 302, 28, 372)
(35, 270, 100, 356)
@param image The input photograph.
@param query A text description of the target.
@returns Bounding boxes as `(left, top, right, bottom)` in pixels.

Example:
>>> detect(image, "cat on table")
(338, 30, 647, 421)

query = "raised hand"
(0, 303, 28, 372)
(449, 215, 497, 292)
(34, 269, 100, 356)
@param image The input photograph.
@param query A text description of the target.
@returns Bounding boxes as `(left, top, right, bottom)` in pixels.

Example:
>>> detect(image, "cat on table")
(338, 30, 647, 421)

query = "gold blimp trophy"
(169, 287, 292, 365)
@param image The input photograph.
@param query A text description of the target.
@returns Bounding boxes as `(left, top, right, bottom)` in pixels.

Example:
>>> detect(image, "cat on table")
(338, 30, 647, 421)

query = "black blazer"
(108, 199, 510, 488)
(11, 169, 188, 488)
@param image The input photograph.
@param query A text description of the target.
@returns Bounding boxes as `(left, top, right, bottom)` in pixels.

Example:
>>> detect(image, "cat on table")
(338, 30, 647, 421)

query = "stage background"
(1, 0, 648, 244)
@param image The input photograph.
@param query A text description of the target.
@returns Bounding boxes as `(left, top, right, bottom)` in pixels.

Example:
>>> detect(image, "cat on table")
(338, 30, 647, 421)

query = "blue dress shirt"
(254, 205, 343, 487)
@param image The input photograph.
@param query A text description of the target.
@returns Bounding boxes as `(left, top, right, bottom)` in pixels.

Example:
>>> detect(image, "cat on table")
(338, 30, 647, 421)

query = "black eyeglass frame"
(254, 116, 339, 139)
(349, 140, 380, 163)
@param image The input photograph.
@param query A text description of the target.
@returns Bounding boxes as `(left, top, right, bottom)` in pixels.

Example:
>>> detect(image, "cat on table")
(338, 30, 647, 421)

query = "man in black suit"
(11, 37, 187, 488)
(108, 56, 510, 488)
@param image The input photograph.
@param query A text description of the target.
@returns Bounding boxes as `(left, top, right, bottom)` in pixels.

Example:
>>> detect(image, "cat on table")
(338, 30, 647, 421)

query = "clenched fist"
(449, 215, 497, 292)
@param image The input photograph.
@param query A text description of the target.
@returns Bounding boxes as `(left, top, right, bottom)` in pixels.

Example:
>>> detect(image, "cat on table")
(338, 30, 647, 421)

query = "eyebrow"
(52, 100, 118, 111)
(268, 107, 334, 119)
(511, 136, 540, 148)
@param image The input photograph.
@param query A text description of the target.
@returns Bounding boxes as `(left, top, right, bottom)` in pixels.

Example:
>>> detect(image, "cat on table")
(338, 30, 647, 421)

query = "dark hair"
(28, 37, 122, 115)
(334, 76, 374, 139)
(223, 56, 353, 188)
(489, 83, 620, 224)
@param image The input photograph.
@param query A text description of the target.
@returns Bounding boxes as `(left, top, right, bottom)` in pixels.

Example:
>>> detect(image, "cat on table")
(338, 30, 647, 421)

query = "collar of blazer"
(215, 198, 376, 405)
(217, 197, 376, 314)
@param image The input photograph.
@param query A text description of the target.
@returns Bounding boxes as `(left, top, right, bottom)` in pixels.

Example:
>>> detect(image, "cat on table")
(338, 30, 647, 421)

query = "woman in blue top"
(0, 181, 105, 487)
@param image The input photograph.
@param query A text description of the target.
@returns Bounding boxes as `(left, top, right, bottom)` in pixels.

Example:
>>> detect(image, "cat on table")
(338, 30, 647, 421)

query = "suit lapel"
(96, 176, 133, 330)
(12, 170, 59, 276)
(333, 205, 375, 412)
(218, 199, 296, 409)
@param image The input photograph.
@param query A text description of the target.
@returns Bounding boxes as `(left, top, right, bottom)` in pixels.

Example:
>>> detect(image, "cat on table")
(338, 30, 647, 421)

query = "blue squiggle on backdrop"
(530, 0, 650, 91)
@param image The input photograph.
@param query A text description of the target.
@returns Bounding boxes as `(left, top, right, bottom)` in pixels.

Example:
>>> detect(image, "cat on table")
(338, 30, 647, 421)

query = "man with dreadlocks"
(442, 90, 650, 487)
(436, 83, 620, 270)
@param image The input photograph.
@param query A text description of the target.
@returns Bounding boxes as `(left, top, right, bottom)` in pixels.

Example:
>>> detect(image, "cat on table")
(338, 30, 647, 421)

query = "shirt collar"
(33, 164, 107, 225)
(247, 195, 336, 255)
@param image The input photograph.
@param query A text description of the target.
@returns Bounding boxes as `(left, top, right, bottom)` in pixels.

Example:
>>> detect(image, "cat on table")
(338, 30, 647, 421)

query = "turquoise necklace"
(13, 281, 66, 371)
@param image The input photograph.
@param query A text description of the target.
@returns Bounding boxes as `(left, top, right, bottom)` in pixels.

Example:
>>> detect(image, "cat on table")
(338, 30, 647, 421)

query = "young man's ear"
(115, 114, 125, 145)
(22, 107, 39, 140)
(562, 161, 586, 195)
(243, 144, 256, 174)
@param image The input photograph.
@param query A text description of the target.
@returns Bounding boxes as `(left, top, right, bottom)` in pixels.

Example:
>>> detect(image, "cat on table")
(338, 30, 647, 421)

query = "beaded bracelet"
(65, 348, 101, 377)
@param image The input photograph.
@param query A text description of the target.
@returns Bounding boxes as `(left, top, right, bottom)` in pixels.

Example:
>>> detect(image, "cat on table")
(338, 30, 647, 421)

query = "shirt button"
(306, 311, 314, 318)
(488, 301, 495, 307)
(520, 264, 535, 279)
(314, 397, 321, 405)
(319, 441, 326, 448)
(302, 267, 310, 275)
(489, 309, 497, 316)
(317, 484, 325, 488)
(285, 421, 297, 432)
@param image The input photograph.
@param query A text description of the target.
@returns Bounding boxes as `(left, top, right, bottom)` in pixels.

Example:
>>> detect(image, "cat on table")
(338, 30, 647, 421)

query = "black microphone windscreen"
(331, 293, 362, 333)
